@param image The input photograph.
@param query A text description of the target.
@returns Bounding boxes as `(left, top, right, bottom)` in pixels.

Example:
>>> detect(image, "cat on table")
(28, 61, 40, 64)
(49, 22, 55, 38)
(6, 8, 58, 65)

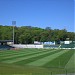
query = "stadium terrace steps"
(44, 45, 60, 48)
(0, 45, 14, 50)
(60, 43, 75, 48)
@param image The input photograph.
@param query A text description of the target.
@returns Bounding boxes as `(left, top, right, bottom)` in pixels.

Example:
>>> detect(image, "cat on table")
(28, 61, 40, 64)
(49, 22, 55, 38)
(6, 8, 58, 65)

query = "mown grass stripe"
(0, 49, 38, 55)
(0, 49, 46, 59)
(0, 48, 41, 54)
(14, 49, 61, 65)
(0, 49, 27, 54)
(0, 49, 54, 56)
(2, 50, 57, 63)
(65, 50, 75, 69)
(43, 50, 74, 68)
(27, 50, 69, 66)
(0, 49, 52, 59)
(0, 49, 45, 57)
(0, 49, 50, 62)
(0, 50, 29, 57)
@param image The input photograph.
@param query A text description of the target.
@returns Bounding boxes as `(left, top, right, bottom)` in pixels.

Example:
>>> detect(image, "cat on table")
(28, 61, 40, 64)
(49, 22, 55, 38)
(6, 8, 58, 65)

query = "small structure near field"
(34, 41, 41, 45)
(0, 40, 13, 45)
(64, 41, 72, 44)
(0, 40, 14, 50)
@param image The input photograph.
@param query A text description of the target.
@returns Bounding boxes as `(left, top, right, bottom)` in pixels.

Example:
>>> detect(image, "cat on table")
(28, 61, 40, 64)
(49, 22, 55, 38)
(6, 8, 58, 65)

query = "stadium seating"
(60, 43, 75, 48)
(44, 45, 60, 48)
(0, 45, 14, 50)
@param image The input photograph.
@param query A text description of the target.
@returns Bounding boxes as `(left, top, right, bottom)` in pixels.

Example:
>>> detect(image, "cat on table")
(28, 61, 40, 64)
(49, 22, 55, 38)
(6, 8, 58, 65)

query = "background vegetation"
(0, 25, 75, 44)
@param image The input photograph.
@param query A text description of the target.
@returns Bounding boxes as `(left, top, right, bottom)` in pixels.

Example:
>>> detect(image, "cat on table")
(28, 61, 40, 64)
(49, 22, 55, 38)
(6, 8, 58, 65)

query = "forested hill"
(0, 25, 75, 44)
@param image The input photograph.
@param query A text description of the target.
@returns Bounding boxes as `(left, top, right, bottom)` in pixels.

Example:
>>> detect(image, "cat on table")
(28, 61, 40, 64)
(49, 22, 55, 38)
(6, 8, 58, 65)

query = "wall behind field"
(11, 44, 43, 48)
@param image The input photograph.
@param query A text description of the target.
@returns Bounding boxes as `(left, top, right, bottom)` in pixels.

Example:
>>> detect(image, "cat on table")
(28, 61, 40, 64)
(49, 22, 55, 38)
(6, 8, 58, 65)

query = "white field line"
(1, 50, 47, 59)
(27, 50, 69, 66)
(65, 51, 75, 69)
(2, 50, 57, 63)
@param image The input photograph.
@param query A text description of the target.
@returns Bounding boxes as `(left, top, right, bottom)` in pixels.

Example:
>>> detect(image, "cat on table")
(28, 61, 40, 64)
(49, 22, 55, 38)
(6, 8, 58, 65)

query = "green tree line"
(0, 25, 75, 44)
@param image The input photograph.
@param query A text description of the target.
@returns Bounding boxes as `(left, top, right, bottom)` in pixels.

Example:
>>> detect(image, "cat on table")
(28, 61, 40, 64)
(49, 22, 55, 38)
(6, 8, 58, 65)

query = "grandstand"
(0, 40, 14, 50)
(0, 45, 14, 50)
(44, 44, 60, 48)
(60, 41, 75, 48)
(43, 41, 75, 49)
(0, 40, 74, 49)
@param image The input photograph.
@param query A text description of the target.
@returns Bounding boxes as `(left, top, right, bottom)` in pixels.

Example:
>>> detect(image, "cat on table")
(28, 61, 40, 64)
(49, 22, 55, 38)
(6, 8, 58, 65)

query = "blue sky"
(0, 0, 74, 32)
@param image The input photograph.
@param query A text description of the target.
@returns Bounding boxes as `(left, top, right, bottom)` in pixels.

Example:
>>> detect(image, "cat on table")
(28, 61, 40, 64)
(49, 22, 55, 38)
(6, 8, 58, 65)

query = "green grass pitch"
(0, 48, 75, 75)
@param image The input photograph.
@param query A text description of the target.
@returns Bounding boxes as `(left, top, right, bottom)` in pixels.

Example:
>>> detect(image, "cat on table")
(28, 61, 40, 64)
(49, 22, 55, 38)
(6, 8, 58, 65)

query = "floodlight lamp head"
(12, 21, 16, 25)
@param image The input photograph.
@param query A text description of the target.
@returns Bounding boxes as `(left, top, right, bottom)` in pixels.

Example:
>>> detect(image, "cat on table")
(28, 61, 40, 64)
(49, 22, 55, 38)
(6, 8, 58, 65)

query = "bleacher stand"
(0, 45, 14, 50)
(44, 45, 60, 48)
(0, 40, 14, 50)
(60, 41, 75, 48)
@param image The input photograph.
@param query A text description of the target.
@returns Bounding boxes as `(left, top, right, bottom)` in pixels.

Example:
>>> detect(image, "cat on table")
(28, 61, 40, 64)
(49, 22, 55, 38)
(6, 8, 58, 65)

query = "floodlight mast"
(12, 21, 16, 44)
(13, 24, 14, 44)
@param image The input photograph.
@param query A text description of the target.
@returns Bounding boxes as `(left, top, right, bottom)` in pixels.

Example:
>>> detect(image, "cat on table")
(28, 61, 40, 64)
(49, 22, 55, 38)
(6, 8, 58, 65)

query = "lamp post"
(12, 21, 16, 44)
